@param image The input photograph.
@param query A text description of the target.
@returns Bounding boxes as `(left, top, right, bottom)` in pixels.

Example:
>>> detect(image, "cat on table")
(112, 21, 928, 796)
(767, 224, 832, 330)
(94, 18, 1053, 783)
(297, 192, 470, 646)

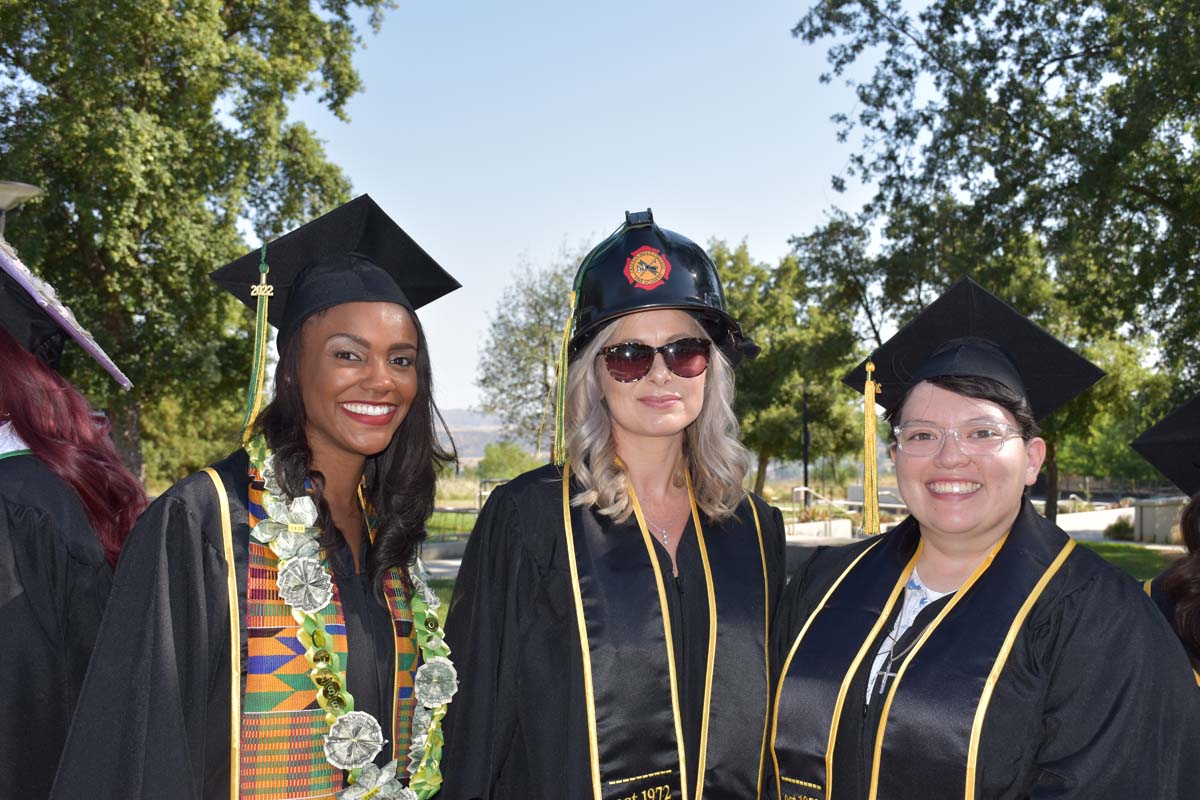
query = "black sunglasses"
(598, 337, 712, 382)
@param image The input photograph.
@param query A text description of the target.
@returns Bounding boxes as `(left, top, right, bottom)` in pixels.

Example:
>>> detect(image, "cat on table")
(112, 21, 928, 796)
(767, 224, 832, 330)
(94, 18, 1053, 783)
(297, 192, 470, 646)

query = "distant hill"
(437, 408, 506, 460)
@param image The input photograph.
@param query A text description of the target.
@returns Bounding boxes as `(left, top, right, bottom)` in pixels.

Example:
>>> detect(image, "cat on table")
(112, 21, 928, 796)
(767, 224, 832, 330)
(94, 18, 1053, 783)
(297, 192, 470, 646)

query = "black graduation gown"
(0, 453, 112, 799)
(770, 501, 1200, 799)
(439, 464, 788, 800)
(50, 450, 397, 800)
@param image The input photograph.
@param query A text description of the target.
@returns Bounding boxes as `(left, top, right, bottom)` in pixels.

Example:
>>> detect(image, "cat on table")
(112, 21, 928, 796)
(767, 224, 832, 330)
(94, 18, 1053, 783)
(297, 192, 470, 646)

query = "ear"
(1023, 437, 1047, 486)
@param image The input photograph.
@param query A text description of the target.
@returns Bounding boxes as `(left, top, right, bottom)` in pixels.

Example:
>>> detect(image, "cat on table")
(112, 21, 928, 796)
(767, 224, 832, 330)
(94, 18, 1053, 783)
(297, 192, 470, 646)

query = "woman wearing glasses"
(768, 278, 1200, 799)
(441, 211, 787, 800)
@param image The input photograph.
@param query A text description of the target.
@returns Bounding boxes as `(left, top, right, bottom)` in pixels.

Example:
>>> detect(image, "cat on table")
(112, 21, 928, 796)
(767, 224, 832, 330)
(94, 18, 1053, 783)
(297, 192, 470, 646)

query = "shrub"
(1105, 517, 1135, 541)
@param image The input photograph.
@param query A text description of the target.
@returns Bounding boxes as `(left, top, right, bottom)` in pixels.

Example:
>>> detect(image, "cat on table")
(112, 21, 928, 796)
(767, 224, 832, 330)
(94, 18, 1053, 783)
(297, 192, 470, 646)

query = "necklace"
(641, 509, 672, 547)
(246, 434, 454, 800)
(874, 629, 921, 696)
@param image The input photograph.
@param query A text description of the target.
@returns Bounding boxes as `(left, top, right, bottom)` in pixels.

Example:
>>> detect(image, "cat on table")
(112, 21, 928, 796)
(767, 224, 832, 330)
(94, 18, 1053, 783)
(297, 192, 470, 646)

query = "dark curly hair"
(255, 307, 455, 599)
(1162, 495, 1200, 661)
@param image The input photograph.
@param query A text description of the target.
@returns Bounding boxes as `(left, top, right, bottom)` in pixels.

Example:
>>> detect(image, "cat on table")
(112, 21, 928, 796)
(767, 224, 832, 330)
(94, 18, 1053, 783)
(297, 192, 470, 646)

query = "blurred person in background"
(0, 239, 145, 798)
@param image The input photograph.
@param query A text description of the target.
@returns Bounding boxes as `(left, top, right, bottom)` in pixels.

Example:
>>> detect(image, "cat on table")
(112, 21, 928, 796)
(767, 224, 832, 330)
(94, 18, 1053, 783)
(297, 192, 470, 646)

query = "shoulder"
(740, 491, 786, 539)
(786, 534, 878, 599)
(484, 463, 564, 511)
(1027, 532, 1180, 650)
(0, 452, 78, 508)
(1043, 535, 1149, 608)
(133, 449, 248, 554)
(0, 454, 103, 565)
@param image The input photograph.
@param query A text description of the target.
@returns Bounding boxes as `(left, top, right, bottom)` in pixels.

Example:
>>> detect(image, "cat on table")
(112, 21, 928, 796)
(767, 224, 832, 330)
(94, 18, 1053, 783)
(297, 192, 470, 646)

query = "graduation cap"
(842, 276, 1104, 534)
(211, 194, 460, 349)
(0, 239, 131, 389)
(1131, 392, 1200, 497)
(210, 194, 460, 438)
(843, 276, 1105, 420)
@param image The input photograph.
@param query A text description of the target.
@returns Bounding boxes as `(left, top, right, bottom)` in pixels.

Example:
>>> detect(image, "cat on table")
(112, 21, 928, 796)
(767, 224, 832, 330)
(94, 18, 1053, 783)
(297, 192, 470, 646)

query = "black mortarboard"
(0, 239, 131, 389)
(843, 276, 1104, 420)
(1131, 392, 1200, 497)
(210, 194, 459, 350)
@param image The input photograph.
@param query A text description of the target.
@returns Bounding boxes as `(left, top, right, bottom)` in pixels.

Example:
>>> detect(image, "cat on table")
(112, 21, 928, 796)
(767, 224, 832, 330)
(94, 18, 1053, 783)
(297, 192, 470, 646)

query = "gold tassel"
(863, 360, 880, 536)
(550, 290, 577, 466)
(240, 244, 273, 444)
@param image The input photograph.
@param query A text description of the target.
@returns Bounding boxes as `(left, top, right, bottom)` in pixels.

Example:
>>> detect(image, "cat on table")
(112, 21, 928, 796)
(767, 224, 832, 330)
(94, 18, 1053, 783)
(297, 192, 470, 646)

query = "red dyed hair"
(0, 328, 146, 566)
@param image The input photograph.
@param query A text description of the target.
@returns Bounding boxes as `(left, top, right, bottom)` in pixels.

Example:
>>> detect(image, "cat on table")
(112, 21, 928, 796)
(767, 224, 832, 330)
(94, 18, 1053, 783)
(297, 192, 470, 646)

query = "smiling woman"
(769, 278, 1200, 800)
(52, 196, 463, 800)
(441, 211, 787, 800)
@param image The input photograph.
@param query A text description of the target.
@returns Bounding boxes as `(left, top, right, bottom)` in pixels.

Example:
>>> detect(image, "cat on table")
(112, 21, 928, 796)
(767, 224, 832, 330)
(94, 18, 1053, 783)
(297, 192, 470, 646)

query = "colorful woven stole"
(241, 470, 419, 800)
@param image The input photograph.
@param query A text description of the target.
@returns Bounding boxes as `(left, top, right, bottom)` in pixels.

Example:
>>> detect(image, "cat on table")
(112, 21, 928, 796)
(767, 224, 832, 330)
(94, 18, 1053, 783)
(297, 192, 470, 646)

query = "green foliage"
(790, 205, 1118, 519)
(0, 0, 391, 475)
(793, 0, 1200, 388)
(475, 248, 580, 454)
(1104, 517, 1136, 542)
(477, 440, 541, 481)
(1058, 336, 1174, 483)
(711, 239, 859, 493)
(141, 393, 244, 494)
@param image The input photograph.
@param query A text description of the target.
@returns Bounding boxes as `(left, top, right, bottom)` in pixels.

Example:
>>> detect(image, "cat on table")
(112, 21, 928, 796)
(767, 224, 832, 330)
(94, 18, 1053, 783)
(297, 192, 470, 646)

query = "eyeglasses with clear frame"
(891, 421, 1025, 457)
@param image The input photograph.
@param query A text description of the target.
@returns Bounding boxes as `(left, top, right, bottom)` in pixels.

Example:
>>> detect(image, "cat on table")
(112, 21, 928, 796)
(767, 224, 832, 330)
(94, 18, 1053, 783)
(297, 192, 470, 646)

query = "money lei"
(246, 435, 456, 800)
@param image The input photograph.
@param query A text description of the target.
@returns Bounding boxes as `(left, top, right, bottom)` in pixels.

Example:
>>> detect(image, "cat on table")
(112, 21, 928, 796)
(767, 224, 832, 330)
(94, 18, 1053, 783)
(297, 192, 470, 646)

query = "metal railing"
(788, 486, 909, 536)
(477, 478, 508, 510)
(426, 508, 478, 542)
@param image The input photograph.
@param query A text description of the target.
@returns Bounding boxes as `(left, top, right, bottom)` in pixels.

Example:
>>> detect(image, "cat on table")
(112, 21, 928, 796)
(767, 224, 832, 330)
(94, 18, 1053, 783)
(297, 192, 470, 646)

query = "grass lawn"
(1077, 541, 1180, 581)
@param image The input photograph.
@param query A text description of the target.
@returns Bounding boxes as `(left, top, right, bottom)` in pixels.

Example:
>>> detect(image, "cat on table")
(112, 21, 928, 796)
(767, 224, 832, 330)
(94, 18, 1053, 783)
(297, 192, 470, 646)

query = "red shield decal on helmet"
(623, 246, 672, 291)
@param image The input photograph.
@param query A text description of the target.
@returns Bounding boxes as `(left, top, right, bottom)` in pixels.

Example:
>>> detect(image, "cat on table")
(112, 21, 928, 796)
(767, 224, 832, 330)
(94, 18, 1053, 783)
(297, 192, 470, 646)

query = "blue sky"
(290, 1, 873, 409)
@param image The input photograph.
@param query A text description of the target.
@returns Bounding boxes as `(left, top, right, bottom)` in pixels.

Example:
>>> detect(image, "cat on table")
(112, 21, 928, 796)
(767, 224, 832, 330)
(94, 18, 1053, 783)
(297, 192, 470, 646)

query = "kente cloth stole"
(239, 471, 419, 800)
(561, 467, 770, 800)
(771, 511, 1073, 800)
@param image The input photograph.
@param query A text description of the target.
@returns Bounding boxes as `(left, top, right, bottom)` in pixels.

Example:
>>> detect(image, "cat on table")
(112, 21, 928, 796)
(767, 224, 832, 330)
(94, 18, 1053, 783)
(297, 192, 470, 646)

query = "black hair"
(1162, 495, 1200, 665)
(884, 374, 1040, 441)
(255, 307, 455, 600)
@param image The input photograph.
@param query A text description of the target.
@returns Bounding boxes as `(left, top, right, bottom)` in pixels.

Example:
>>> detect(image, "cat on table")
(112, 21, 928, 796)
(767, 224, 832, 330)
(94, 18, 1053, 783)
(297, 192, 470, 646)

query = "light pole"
(802, 381, 811, 508)
(0, 182, 43, 238)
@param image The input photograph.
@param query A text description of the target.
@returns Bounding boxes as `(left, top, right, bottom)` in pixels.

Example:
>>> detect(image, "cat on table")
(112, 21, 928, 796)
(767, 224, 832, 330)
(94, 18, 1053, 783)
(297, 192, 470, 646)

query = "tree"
(1057, 335, 1174, 487)
(0, 0, 389, 475)
(712, 240, 859, 494)
(475, 248, 580, 455)
(793, 0, 1200, 384)
(477, 441, 541, 481)
(791, 202, 1118, 519)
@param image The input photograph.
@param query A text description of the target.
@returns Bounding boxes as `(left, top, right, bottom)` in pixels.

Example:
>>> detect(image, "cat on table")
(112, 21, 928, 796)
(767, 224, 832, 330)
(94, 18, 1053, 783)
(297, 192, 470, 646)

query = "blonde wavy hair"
(566, 314, 750, 522)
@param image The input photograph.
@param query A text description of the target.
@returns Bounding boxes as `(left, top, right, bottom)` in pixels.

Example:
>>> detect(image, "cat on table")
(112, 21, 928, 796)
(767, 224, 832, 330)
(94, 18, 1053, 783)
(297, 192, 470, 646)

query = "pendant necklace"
(642, 510, 671, 547)
(875, 629, 921, 696)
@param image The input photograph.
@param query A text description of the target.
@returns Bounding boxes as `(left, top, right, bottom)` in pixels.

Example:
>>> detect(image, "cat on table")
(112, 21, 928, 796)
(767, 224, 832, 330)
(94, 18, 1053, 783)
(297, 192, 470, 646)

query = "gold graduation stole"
(770, 504, 1074, 800)
(561, 465, 771, 800)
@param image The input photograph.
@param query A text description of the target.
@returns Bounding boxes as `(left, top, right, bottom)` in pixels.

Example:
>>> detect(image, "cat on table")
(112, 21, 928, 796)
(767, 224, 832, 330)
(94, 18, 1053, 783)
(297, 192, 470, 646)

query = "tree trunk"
(1044, 437, 1058, 523)
(107, 394, 145, 483)
(754, 451, 769, 496)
